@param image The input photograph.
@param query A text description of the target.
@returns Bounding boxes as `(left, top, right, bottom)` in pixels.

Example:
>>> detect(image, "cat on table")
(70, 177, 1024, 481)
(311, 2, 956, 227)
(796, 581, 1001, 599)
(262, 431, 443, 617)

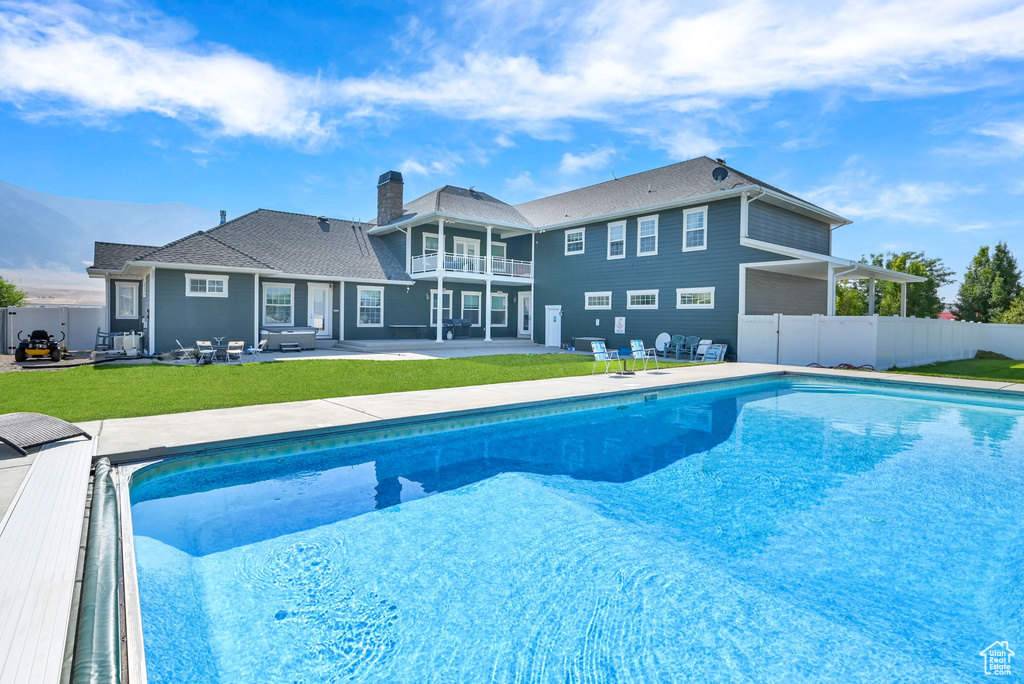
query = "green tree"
(867, 251, 953, 318)
(835, 283, 867, 315)
(955, 242, 1022, 322)
(997, 297, 1024, 324)
(0, 276, 27, 308)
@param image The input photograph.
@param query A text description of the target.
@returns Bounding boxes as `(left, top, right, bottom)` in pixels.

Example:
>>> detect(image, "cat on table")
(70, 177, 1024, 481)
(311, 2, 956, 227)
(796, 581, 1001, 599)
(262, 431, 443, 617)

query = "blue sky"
(2, 0, 1024, 298)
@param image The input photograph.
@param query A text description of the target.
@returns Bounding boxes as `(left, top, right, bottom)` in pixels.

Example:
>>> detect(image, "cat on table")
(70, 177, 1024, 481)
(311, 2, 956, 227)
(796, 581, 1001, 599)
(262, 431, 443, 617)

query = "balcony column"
(485, 225, 493, 276)
(437, 218, 445, 273)
(484, 279, 492, 342)
(436, 219, 445, 343)
(868, 278, 876, 315)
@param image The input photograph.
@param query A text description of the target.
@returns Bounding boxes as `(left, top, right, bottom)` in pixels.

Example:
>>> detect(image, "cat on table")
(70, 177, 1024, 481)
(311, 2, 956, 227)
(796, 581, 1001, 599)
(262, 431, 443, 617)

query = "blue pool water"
(130, 377, 1024, 682)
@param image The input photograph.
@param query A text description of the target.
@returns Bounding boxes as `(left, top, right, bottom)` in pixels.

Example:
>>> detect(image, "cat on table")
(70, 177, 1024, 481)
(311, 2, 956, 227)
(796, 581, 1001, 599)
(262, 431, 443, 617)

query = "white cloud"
(558, 147, 616, 174)
(494, 133, 515, 148)
(398, 151, 463, 177)
(2, 0, 1024, 151)
(504, 171, 536, 194)
(977, 121, 1024, 151)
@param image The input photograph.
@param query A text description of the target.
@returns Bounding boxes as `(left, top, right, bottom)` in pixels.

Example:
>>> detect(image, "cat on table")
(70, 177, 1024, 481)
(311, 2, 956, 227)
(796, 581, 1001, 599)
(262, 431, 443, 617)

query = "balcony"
(410, 252, 533, 280)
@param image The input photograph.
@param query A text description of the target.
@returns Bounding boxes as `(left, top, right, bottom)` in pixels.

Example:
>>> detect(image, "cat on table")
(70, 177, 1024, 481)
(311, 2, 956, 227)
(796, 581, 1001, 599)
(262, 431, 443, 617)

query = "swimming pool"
(128, 375, 1024, 682)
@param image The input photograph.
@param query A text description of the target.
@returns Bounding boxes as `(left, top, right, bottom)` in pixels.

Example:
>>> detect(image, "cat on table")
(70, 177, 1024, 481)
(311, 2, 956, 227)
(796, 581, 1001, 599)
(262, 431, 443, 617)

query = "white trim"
(253, 274, 260, 345)
(519, 292, 532, 337)
(461, 290, 483, 327)
(564, 227, 585, 255)
(131, 261, 275, 274)
(184, 273, 229, 297)
(262, 282, 295, 326)
(423, 232, 440, 254)
(356, 285, 384, 328)
(489, 240, 507, 259)
(147, 269, 155, 354)
(739, 236, 927, 283)
(338, 280, 346, 341)
(584, 291, 612, 310)
(636, 214, 659, 257)
(114, 282, 139, 319)
(453, 236, 481, 257)
(430, 288, 453, 327)
(490, 292, 509, 327)
(607, 220, 625, 260)
(676, 287, 715, 309)
(626, 289, 659, 310)
(682, 206, 708, 252)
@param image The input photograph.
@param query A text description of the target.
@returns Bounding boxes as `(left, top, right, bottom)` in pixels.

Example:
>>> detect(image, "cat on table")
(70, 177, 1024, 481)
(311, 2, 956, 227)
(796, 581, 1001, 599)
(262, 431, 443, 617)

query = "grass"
(889, 358, 1024, 383)
(0, 354, 687, 423)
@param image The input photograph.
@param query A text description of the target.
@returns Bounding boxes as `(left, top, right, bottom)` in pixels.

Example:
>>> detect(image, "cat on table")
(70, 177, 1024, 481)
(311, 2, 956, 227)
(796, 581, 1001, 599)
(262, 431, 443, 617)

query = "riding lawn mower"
(14, 329, 67, 362)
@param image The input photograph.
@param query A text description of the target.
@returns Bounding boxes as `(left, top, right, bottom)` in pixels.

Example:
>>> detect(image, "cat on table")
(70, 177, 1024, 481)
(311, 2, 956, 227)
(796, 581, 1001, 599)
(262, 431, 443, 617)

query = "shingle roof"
(513, 156, 831, 227)
(91, 242, 159, 270)
(139, 227, 272, 269)
(387, 186, 532, 228)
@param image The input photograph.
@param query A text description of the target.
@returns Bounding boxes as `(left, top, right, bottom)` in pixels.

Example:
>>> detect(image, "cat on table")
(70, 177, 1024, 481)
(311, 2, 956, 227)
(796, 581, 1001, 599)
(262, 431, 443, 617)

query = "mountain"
(0, 179, 219, 302)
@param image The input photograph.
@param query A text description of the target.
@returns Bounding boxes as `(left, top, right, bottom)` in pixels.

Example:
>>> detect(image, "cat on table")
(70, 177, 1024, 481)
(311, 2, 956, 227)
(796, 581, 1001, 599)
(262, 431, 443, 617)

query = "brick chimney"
(377, 171, 404, 226)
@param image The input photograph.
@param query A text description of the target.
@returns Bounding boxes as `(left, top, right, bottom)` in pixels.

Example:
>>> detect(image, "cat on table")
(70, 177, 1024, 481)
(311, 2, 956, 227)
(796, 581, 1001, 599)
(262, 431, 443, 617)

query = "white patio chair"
(226, 340, 245, 364)
(251, 339, 268, 362)
(629, 339, 659, 372)
(702, 343, 728, 363)
(195, 340, 216, 365)
(590, 341, 621, 374)
(174, 339, 196, 361)
(693, 339, 713, 361)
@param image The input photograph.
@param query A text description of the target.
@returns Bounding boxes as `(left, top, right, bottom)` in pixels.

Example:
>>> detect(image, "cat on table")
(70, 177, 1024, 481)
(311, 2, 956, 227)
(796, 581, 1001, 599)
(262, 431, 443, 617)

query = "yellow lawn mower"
(14, 329, 64, 363)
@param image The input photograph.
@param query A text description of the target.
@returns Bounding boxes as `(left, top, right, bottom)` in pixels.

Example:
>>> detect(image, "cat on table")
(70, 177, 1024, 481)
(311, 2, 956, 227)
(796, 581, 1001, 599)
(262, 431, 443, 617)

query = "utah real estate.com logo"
(980, 641, 1014, 676)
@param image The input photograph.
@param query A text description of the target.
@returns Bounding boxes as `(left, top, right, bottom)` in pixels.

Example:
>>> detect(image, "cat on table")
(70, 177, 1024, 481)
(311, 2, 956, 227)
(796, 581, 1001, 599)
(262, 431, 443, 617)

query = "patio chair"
(693, 339, 713, 361)
(590, 340, 621, 375)
(629, 339, 659, 372)
(195, 340, 216, 365)
(702, 343, 728, 363)
(682, 335, 701, 359)
(654, 332, 671, 357)
(174, 339, 196, 361)
(95, 327, 115, 351)
(664, 334, 685, 358)
(251, 339, 268, 362)
(225, 340, 245, 364)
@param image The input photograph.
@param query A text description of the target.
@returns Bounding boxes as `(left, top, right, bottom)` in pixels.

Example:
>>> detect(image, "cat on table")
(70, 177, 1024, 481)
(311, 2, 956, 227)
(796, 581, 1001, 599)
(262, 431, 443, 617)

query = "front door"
(519, 293, 532, 337)
(430, 289, 453, 326)
(544, 305, 561, 347)
(308, 283, 332, 338)
(453, 238, 481, 272)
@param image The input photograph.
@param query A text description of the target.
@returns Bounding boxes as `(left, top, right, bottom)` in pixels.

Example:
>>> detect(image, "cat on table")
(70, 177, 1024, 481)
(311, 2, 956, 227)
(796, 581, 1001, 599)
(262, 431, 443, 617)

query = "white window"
(490, 242, 507, 259)
(627, 289, 659, 310)
(185, 274, 229, 298)
(430, 289, 453, 326)
(676, 287, 715, 309)
(585, 291, 612, 310)
(357, 286, 384, 327)
(637, 215, 658, 256)
(491, 293, 508, 326)
(683, 206, 708, 252)
(423, 232, 439, 254)
(115, 282, 138, 319)
(263, 283, 295, 325)
(462, 291, 482, 326)
(607, 221, 625, 260)
(565, 228, 585, 255)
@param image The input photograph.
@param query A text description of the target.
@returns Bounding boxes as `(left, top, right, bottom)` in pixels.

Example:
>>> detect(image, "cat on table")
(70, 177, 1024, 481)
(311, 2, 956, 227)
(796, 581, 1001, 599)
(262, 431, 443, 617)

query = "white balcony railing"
(410, 252, 533, 279)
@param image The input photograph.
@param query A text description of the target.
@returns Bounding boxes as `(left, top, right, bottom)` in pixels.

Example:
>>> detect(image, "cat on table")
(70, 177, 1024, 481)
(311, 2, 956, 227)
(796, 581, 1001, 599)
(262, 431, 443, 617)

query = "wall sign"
(614, 317, 625, 334)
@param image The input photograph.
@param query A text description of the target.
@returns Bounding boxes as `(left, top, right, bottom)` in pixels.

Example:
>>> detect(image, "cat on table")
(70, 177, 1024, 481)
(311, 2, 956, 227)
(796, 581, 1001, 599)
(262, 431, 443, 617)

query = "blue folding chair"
(590, 341, 622, 374)
(629, 339, 659, 372)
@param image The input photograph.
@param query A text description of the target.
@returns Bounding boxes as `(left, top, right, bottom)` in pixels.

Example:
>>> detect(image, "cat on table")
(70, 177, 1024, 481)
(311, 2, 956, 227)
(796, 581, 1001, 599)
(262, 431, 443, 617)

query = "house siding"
(153, 269, 256, 353)
(745, 270, 827, 315)
(343, 280, 529, 340)
(748, 201, 831, 255)
(108, 278, 144, 334)
(532, 197, 789, 355)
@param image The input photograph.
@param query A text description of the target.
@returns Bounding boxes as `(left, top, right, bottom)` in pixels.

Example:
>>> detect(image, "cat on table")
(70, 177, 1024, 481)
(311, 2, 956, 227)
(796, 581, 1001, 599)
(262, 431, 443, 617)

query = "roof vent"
(715, 158, 726, 165)
(219, 210, 226, 225)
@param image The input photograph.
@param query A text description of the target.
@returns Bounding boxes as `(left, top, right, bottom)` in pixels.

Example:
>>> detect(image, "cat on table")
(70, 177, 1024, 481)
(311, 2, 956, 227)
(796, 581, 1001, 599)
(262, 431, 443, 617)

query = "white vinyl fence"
(3, 306, 104, 354)
(735, 314, 1022, 368)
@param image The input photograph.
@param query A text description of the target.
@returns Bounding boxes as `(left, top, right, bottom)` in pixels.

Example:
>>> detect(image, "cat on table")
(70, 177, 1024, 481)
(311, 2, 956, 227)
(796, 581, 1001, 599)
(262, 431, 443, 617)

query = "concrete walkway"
(83, 362, 1024, 462)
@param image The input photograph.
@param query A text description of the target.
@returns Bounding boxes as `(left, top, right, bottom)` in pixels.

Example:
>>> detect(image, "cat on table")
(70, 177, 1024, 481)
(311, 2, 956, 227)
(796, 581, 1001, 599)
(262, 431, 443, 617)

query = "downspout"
(740, 187, 767, 238)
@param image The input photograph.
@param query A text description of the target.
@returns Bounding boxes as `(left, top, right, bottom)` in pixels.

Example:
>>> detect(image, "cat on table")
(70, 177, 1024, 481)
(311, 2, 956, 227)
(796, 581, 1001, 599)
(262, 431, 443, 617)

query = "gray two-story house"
(87, 157, 919, 357)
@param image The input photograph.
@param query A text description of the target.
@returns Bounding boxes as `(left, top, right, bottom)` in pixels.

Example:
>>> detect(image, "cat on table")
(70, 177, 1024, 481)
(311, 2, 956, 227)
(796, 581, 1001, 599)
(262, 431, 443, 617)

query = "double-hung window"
(186, 274, 229, 297)
(357, 286, 384, 327)
(462, 292, 482, 326)
(607, 221, 625, 259)
(565, 228, 585, 255)
(585, 291, 612, 310)
(676, 287, 715, 309)
(637, 215, 658, 256)
(423, 233, 440, 254)
(626, 289, 659, 310)
(115, 282, 138, 319)
(263, 283, 295, 325)
(490, 293, 508, 326)
(683, 207, 708, 252)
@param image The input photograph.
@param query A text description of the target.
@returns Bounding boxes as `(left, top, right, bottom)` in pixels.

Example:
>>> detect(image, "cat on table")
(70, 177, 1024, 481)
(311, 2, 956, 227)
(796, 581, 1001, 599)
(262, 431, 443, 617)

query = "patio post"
(484, 279, 492, 342)
(900, 282, 907, 317)
(437, 218, 445, 343)
(436, 275, 444, 342)
(868, 277, 876, 315)
(826, 265, 836, 316)
(485, 225, 492, 276)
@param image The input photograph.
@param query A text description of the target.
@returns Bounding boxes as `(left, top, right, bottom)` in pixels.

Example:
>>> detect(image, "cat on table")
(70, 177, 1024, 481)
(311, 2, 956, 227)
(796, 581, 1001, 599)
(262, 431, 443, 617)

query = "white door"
(518, 294, 532, 337)
(453, 238, 481, 272)
(544, 305, 561, 347)
(308, 283, 332, 338)
(430, 289, 453, 326)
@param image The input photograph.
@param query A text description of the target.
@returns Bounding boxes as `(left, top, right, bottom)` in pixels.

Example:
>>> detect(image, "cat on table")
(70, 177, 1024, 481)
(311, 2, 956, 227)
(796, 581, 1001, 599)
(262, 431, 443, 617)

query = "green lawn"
(890, 358, 1024, 383)
(0, 354, 685, 422)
